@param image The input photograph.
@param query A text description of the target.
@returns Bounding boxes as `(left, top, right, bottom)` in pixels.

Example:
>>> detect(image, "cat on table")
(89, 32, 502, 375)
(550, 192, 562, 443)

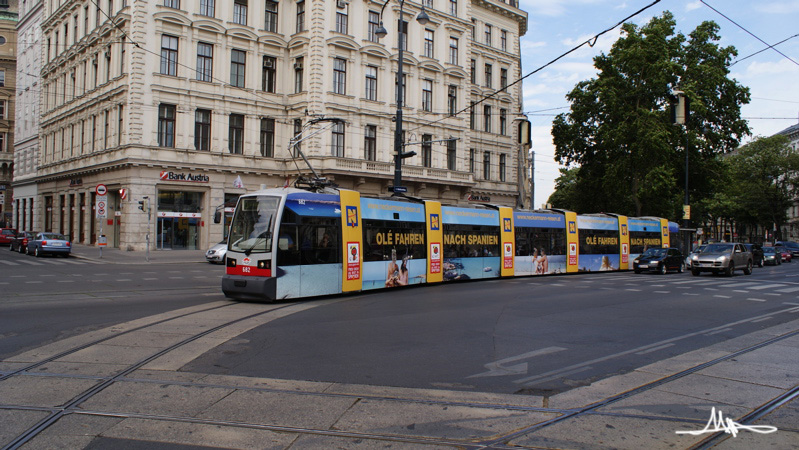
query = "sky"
(517, 0, 799, 208)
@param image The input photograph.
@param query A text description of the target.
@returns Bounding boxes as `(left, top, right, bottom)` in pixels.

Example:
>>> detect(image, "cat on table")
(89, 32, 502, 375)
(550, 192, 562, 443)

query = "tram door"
(157, 217, 199, 249)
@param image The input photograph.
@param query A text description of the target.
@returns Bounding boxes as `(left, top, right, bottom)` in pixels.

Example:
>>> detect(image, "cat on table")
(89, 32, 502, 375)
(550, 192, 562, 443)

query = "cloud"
(742, 59, 799, 77)
(685, 1, 703, 12)
(753, 1, 799, 14)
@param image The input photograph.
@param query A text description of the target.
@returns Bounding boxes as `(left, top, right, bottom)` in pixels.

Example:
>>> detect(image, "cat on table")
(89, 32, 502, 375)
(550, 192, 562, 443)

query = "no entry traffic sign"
(96, 184, 107, 196)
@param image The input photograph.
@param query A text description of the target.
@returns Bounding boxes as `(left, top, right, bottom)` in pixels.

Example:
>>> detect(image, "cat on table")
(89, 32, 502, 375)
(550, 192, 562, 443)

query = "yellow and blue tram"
(221, 188, 678, 301)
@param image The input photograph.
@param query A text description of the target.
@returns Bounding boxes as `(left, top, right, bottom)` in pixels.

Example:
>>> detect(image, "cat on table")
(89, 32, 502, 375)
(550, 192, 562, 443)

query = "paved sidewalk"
(69, 243, 207, 265)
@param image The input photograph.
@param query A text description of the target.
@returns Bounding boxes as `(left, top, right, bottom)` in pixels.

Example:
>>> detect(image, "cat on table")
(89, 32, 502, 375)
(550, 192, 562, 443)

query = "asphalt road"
(184, 262, 799, 395)
(0, 248, 221, 360)
(3, 245, 798, 397)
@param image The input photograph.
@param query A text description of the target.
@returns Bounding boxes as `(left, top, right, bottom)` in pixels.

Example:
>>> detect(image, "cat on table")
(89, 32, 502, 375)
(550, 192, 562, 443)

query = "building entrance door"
(157, 217, 199, 250)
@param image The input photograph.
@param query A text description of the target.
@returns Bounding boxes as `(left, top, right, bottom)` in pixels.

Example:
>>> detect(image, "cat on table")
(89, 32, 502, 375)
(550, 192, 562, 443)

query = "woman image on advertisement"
(386, 248, 401, 287)
(536, 249, 549, 274)
(599, 255, 614, 271)
(398, 256, 410, 286)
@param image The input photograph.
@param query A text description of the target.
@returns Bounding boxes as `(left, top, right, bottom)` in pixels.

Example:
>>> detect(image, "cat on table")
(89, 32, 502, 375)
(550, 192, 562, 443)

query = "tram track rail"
(1, 304, 796, 449)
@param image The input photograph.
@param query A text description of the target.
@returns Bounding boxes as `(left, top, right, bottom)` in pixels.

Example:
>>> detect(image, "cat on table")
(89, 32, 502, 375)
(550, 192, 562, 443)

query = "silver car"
(690, 242, 752, 276)
(206, 240, 227, 264)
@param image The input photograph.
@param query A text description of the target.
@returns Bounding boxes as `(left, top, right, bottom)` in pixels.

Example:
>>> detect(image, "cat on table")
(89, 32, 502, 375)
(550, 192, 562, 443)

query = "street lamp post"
(375, 1, 429, 196)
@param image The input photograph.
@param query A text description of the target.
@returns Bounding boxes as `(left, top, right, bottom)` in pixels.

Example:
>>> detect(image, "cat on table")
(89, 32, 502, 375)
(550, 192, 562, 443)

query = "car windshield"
(763, 247, 776, 252)
(704, 243, 733, 253)
(692, 245, 707, 253)
(783, 242, 799, 250)
(42, 233, 66, 240)
(642, 248, 666, 257)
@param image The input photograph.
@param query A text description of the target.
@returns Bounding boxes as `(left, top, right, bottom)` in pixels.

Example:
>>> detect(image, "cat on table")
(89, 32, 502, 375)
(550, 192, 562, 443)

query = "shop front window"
(156, 191, 203, 250)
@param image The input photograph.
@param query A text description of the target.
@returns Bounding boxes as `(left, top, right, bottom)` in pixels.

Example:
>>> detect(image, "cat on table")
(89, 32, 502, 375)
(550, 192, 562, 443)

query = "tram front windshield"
(228, 196, 280, 254)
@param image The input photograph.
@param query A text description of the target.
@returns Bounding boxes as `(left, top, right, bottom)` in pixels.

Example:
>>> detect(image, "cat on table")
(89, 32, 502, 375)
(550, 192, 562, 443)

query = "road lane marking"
(747, 298, 766, 302)
(706, 328, 733, 335)
(777, 287, 799, 293)
(0, 260, 15, 265)
(747, 284, 786, 290)
(751, 317, 773, 323)
(468, 347, 567, 378)
(714, 295, 732, 298)
(636, 343, 675, 355)
(654, 291, 671, 294)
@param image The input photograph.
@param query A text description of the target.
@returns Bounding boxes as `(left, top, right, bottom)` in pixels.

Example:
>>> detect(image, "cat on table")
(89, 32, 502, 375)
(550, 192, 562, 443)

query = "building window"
(447, 139, 456, 170)
(158, 104, 176, 147)
(423, 0, 432, 6)
(230, 49, 246, 87)
(264, 0, 278, 31)
(368, 11, 380, 42)
(331, 121, 345, 157)
(92, 115, 97, 152)
(484, 63, 492, 88)
(200, 0, 214, 17)
(423, 29, 434, 58)
(422, 134, 432, 168)
(471, 18, 476, 40)
(160, 34, 178, 76)
(499, 153, 506, 181)
(484, 105, 491, 133)
(262, 55, 276, 92)
(229, 113, 244, 154)
(365, 65, 377, 101)
(500, 68, 508, 89)
(117, 105, 124, 146)
(447, 85, 457, 116)
(296, 0, 305, 33)
(484, 24, 492, 46)
(84, 5, 89, 36)
(364, 125, 376, 161)
(483, 151, 490, 180)
(469, 148, 475, 173)
(395, 73, 406, 105)
(195, 109, 211, 150)
(333, 57, 346, 95)
(294, 57, 304, 93)
(398, 20, 408, 51)
(233, 0, 248, 25)
(335, 9, 348, 34)
(500, 29, 507, 51)
(260, 118, 275, 157)
(422, 79, 432, 112)
(470, 59, 476, 84)
(449, 0, 457, 16)
(449, 37, 458, 65)
(500, 109, 507, 135)
(164, 0, 179, 8)
(0, 133, 5, 152)
(469, 103, 475, 130)
(0, 100, 5, 119)
(196, 42, 213, 82)
(293, 119, 302, 157)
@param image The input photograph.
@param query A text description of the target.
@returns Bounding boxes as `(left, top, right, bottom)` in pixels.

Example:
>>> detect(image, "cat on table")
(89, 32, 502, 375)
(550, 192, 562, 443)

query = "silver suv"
(690, 243, 753, 276)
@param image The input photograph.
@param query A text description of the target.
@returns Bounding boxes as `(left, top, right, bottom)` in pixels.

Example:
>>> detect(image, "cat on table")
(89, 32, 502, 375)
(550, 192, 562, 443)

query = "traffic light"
(138, 201, 145, 212)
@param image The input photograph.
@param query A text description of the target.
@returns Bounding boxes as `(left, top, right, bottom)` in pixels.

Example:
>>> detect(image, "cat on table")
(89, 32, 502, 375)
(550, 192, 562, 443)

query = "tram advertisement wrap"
(425, 201, 444, 283)
(340, 190, 363, 292)
(499, 207, 514, 276)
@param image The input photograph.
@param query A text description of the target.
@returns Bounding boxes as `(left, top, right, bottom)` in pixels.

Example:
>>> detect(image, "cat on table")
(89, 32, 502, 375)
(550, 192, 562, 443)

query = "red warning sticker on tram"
(346, 242, 360, 280)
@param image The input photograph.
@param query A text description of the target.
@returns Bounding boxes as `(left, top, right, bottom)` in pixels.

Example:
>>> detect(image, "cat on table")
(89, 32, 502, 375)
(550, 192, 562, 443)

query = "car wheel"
(725, 262, 734, 277)
(34, 247, 41, 257)
(8, 244, 13, 251)
(691, 269, 700, 276)
(19, 245, 25, 254)
(758, 258, 763, 268)
(659, 263, 667, 275)
(678, 262, 684, 273)
(634, 269, 641, 274)
(743, 260, 753, 275)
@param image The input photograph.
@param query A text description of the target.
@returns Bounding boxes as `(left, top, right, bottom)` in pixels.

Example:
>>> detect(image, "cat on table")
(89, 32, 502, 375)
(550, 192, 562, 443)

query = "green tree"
(725, 135, 799, 240)
(551, 12, 750, 219)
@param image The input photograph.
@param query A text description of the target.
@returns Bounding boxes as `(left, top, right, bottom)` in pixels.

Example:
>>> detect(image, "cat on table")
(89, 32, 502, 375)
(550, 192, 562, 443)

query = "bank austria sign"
(159, 171, 210, 183)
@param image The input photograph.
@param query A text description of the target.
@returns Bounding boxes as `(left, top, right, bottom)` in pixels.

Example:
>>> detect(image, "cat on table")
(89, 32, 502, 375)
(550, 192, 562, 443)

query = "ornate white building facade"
(32, 0, 528, 251)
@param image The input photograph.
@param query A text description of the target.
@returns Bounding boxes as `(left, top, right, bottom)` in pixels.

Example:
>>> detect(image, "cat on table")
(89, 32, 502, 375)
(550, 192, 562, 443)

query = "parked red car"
(0, 228, 17, 246)
(777, 246, 793, 263)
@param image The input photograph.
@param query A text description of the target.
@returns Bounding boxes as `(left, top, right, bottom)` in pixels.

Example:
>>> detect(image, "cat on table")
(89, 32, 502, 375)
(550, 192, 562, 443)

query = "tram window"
(443, 224, 500, 258)
(515, 227, 565, 257)
(630, 231, 661, 254)
(363, 220, 426, 262)
(579, 229, 619, 254)
(299, 218, 341, 265)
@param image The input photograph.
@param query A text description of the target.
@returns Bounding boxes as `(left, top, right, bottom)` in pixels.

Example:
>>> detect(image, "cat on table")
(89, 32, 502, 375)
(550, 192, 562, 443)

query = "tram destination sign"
(159, 171, 210, 183)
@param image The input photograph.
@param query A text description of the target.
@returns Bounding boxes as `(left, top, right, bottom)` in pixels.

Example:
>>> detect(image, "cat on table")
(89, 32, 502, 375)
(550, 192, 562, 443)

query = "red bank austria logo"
(159, 171, 210, 183)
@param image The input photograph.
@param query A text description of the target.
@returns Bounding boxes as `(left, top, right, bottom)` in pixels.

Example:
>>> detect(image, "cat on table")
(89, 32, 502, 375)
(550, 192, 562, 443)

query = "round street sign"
(96, 184, 108, 196)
